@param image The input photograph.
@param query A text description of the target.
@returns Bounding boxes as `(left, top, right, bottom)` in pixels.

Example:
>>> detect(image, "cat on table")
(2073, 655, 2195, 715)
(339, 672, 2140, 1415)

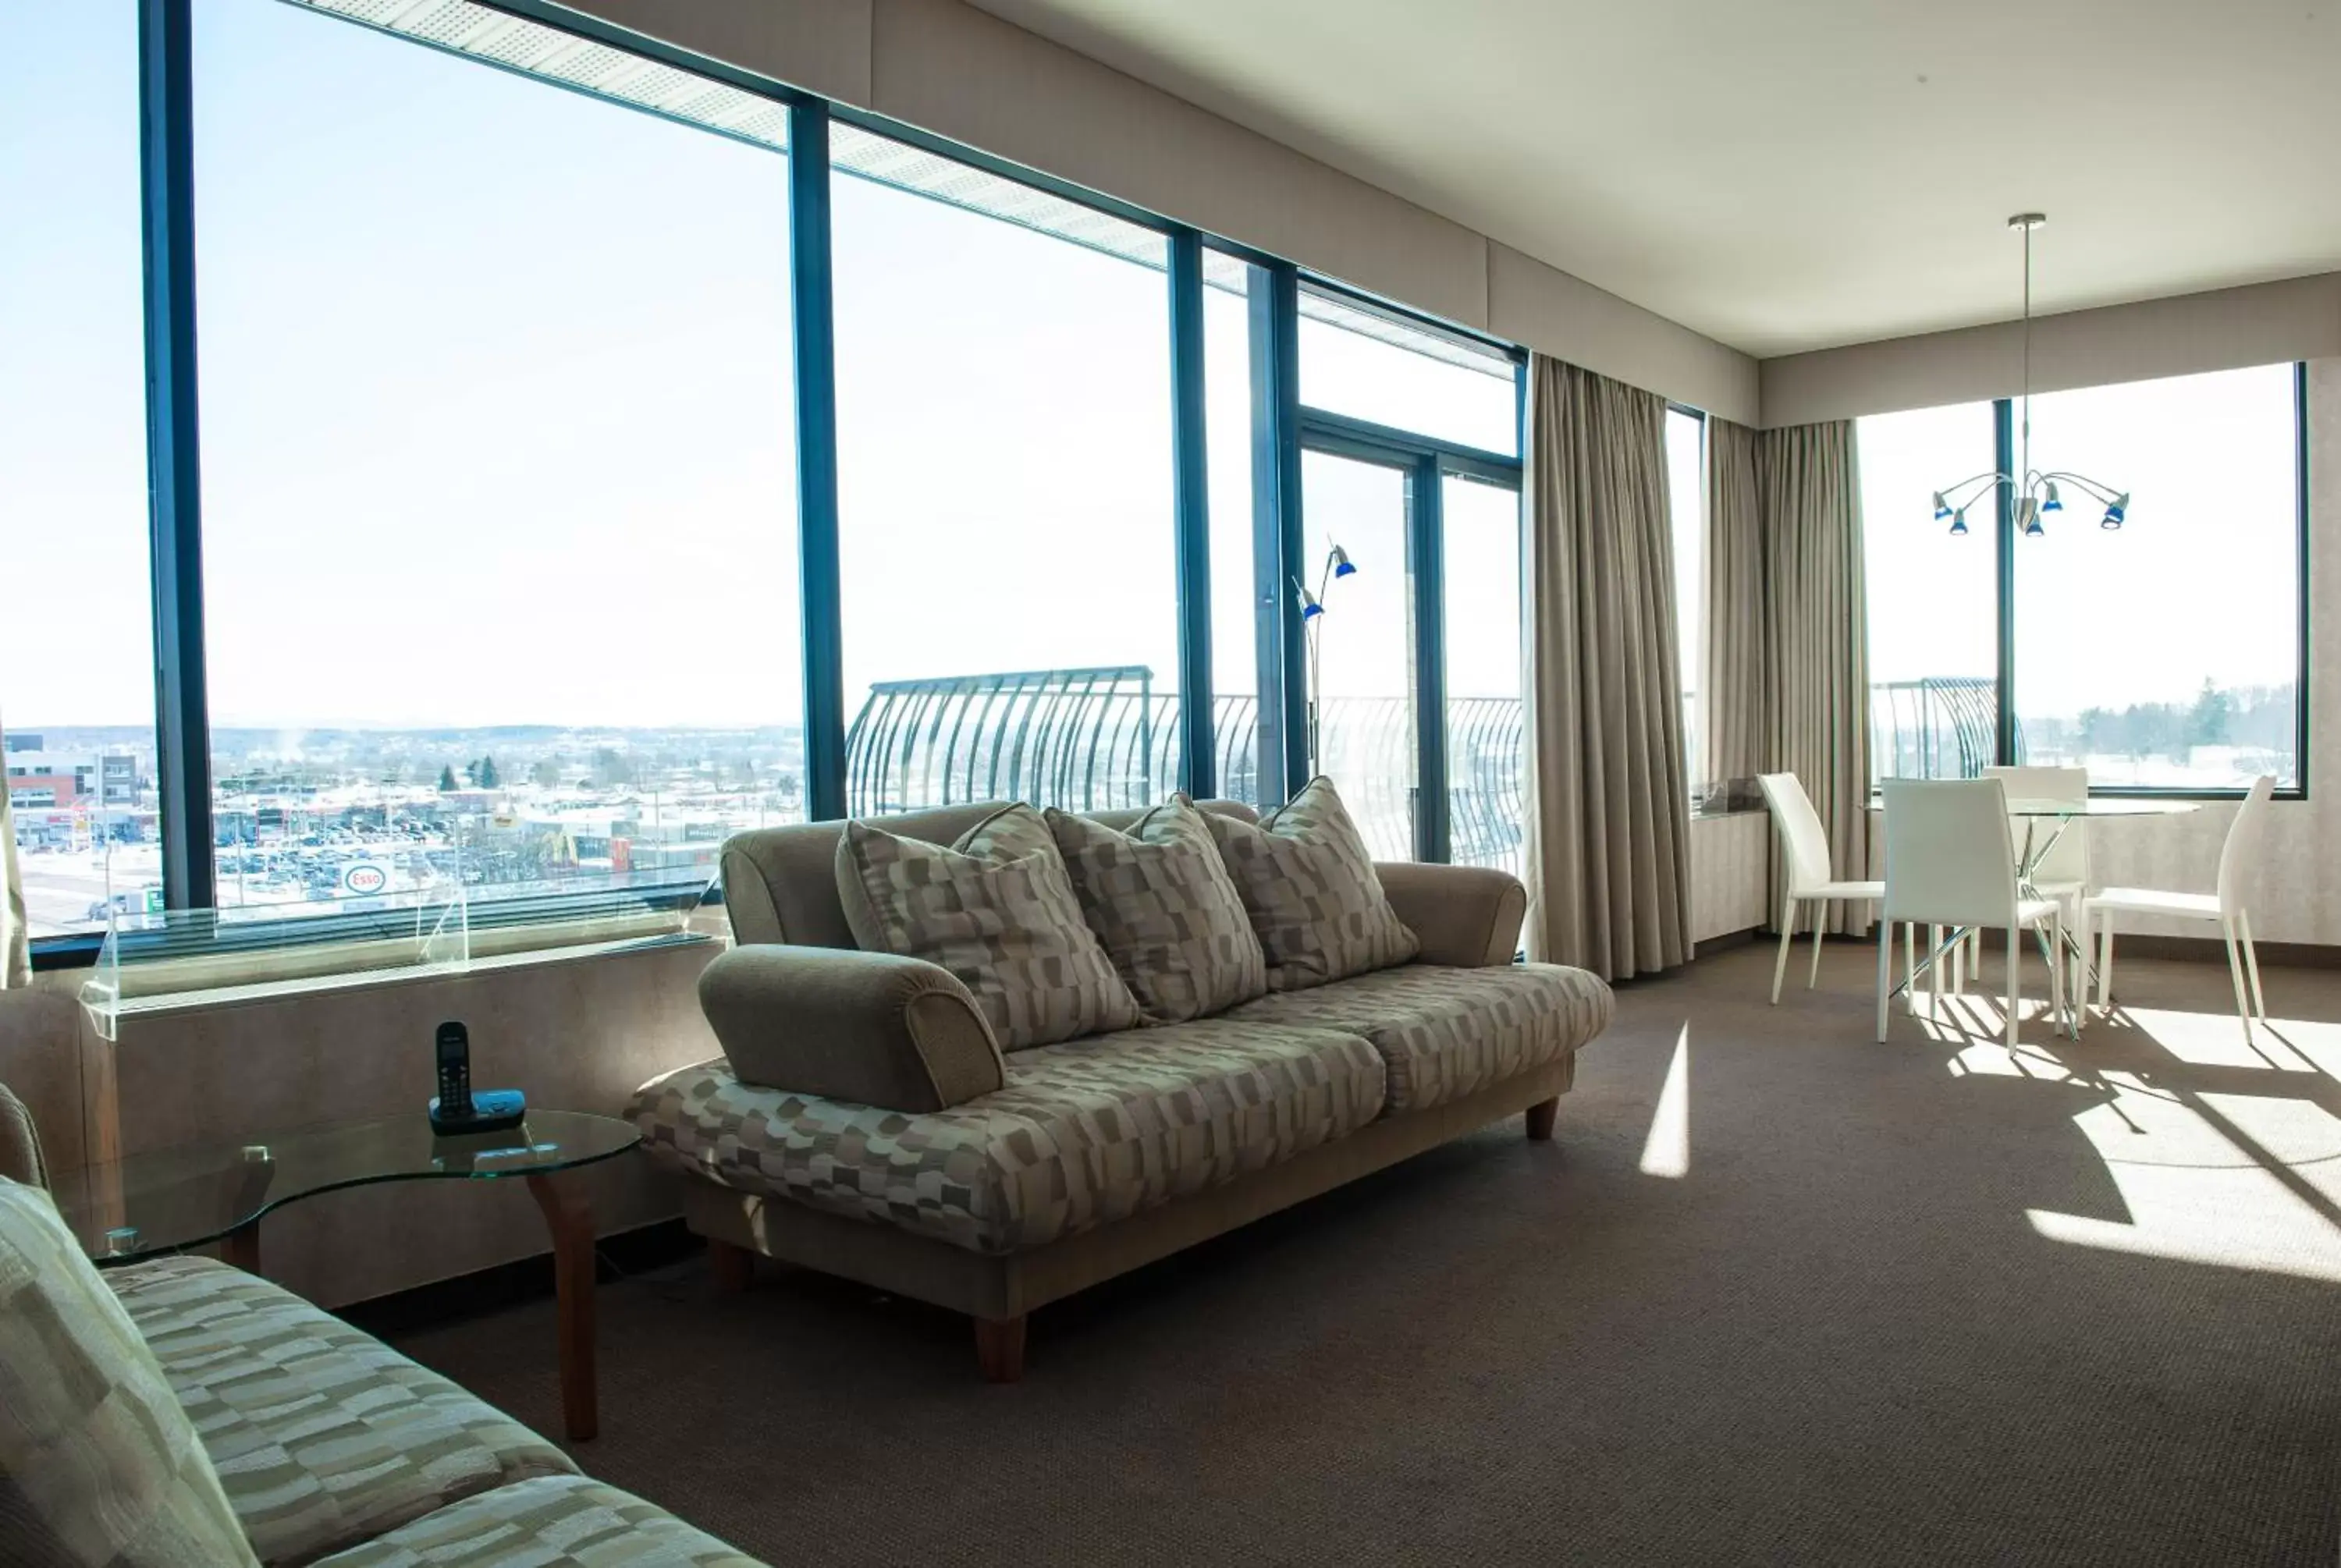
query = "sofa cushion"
(107, 1254, 576, 1567)
(307, 1474, 761, 1568)
(836, 803, 1141, 1050)
(1046, 796, 1267, 1024)
(1205, 777, 1418, 993)
(631, 1016, 1388, 1256)
(1225, 963, 1613, 1116)
(0, 1179, 258, 1568)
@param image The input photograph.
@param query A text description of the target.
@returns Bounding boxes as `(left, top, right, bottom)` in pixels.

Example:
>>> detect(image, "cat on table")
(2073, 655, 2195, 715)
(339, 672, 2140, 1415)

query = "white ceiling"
(964, 0, 2341, 357)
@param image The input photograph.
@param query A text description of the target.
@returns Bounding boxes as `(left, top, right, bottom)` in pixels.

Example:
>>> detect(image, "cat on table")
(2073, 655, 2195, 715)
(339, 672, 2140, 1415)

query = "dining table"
(1892, 793, 2199, 1034)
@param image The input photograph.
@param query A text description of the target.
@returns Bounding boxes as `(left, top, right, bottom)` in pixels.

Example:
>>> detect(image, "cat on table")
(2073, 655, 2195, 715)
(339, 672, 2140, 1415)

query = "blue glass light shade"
(1931, 491, 1952, 522)
(2041, 482, 2063, 513)
(1948, 509, 1969, 536)
(1300, 599, 1325, 620)
(1332, 559, 1357, 578)
(2101, 492, 2128, 530)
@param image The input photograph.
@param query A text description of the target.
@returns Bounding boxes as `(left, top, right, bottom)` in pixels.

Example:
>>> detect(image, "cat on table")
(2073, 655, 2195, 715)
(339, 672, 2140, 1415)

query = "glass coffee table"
(51, 1109, 642, 1442)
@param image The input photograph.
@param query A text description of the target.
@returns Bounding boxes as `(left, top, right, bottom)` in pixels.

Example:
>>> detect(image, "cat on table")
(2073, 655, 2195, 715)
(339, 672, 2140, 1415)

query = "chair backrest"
(1881, 778, 2021, 929)
(1984, 764, 2090, 887)
(1756, 772, 1833, 893)
(2216, 775, 2276, 913)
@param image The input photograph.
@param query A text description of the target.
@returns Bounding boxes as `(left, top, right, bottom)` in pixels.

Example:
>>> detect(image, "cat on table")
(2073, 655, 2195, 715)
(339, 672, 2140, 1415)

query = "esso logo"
(344, 864, 389, 896)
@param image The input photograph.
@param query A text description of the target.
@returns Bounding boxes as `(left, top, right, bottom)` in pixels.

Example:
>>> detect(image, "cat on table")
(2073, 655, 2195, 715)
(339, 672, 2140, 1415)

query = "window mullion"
(1168, 231, 1213, 799)
(1993, 396, 2017, 770)
(790, 101, 847, 821)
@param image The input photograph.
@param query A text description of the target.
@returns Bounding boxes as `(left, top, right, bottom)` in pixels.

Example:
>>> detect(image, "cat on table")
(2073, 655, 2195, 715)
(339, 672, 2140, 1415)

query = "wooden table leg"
(526, 1172, 599, 1442)
(220, 1222, 261, 1275)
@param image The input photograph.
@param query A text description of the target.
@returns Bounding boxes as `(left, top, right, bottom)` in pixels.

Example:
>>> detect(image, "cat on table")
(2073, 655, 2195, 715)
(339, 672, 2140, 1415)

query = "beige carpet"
(389, 943, 2341, 1565)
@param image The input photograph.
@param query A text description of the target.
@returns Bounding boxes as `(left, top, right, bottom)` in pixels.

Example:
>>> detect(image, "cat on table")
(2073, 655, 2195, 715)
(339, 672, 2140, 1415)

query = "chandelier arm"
(2037, 470, 2121, 505)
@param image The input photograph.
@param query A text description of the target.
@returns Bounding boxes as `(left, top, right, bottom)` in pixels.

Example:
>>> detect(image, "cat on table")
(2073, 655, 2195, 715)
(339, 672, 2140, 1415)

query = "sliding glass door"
(1298, 450, 1416, 860)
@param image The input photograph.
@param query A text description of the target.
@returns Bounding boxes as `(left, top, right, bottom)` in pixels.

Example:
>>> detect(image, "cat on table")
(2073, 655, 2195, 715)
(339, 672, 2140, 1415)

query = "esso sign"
(344, 864, 389, 896)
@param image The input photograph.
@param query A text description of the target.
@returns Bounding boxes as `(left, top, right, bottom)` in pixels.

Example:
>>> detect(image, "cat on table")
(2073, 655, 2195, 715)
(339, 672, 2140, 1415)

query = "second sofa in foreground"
(627, 787, 1612, 1379)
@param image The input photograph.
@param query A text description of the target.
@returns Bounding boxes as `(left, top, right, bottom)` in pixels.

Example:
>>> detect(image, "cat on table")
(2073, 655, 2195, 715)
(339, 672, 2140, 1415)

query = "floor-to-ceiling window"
(830, 127, 1177, 814)
(1202, 250, 1270, 806)
(1858, 401, 2000, 782)
(189, 0, 801, 914)
(0, 1, 159, 938)
(2011, 364, 2302, 789)
(1440, 474, 1524, 874)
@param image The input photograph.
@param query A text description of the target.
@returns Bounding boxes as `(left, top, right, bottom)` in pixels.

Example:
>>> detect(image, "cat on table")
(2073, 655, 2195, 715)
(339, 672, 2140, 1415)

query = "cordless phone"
(428, 1020, 526, 1134)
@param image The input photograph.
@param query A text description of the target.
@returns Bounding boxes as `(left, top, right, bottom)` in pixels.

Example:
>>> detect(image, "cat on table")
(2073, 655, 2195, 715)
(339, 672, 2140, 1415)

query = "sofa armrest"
(697, 946, 1006, 1112)
(1374, 862, 1527, 968)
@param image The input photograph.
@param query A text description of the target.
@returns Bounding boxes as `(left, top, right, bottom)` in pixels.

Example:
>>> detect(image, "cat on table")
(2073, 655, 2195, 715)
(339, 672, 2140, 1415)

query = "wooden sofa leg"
(1524, 1096, 1559, 1142)
(974, 1315, 1027, 1384)
(707, 1238, 755, 1294)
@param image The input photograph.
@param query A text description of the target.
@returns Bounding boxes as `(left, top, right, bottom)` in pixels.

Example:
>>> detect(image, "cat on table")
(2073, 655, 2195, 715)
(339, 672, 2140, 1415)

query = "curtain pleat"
(1703, 419, 1767, 784)
(1755, 420, 1872, 933)
(1521, 356, 1693, 981)
(2, 711, 26, 988)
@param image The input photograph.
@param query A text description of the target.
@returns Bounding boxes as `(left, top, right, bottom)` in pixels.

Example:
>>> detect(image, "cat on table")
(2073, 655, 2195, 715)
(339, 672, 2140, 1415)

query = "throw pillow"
(837, 804, 1141, 1050)
(1205, 776, 1419, 992)
(1046, 796, 1269, 1023)
(0, 1178, 261, 1568)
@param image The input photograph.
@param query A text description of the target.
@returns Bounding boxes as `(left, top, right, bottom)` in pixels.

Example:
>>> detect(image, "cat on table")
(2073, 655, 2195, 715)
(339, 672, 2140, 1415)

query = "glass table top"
(2002, 797, 2203, 818)
(52, 1109, 641, 1266)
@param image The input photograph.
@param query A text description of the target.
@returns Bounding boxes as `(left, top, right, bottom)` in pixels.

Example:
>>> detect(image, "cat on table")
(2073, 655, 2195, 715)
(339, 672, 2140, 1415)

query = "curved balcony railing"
(844, 667, 1526, 872)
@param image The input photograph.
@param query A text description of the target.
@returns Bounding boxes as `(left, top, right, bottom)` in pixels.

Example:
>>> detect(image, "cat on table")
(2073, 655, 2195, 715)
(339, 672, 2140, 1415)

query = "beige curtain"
(1521, 357, 1693, 981)
(2, 712, 26, 988)
(1757, 420, 1872, 932)
(1702, 419, 1767, 783)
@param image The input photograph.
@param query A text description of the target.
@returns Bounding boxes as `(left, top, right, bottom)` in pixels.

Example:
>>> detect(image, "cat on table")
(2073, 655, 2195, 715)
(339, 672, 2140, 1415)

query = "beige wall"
(1761, 272, 2341, 428)
(7, 941, 723, 1309)
(558, 0, 1760, 423)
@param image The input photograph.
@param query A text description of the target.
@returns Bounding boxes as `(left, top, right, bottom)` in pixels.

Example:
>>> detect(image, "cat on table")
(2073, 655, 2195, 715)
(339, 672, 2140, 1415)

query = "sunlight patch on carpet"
(1639, 1025, 1689, 1178)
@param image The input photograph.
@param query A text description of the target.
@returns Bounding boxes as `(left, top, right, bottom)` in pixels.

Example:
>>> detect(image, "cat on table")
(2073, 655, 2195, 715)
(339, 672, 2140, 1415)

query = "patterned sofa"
(627, 800, 1613, 1380)
(0, 1085, 762, 1568)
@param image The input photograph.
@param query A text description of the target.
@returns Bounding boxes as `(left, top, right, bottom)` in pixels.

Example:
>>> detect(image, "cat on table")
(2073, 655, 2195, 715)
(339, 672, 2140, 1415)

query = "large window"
(18, 0, 1541, 963)
(1, 2, 160, 938)
(190, 0, 801, 913)
(1857, 368, 2304, 793)
(1859, 401, 2000, 782)
(830, 128, 1176, 814)
(2013, 365, 2301, 789)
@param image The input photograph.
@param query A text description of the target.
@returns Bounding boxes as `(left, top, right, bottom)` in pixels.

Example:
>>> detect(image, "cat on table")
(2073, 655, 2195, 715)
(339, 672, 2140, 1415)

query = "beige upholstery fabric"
(696, 945, 1004, 1111)
(1227, 963, 1612, 1116)
(108, 1255, 575, 1567)
(1373, 863, 1528, 969)
(307, 1474, 762, 1568)
(1206, 778, 1417, 992)
(0, 1079, 47, 1188)
(1522, 357, 1694, 981)
(0, 1180, 258, 1568)
(837, 804, 1139, 1051)
(721, 800, 1262, 949)
(1046, 796, 1267, 1023)
(630, 1016, 1388, 1257)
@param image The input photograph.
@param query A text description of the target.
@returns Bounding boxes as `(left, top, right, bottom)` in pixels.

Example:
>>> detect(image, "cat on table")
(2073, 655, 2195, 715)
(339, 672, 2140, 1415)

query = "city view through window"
(0, 0, 1524, 941)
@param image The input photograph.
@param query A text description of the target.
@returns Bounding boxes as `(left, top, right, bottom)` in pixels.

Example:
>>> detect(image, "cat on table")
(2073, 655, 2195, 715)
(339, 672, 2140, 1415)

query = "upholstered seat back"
(720, 800, 1262, 949)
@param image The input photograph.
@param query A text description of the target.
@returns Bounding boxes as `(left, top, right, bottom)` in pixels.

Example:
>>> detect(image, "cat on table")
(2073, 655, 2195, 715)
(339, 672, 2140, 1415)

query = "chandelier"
(1929, 214, 2129, 537)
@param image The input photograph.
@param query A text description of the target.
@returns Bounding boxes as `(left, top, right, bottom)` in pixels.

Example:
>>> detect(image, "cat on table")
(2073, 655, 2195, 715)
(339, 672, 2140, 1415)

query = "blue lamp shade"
(2101, 493, 2129, 530)
(2041, 481, 2063, 513)
(1948, 508, 1969, 536)
(1329, 544, 1356, 578)
(1931, 491, 1952, 522)
(2018, 497, 2044, 537)
(1298, 586, 1325, 619)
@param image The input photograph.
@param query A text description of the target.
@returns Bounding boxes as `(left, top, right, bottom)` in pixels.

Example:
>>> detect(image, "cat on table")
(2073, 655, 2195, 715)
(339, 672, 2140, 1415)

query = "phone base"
(428, 1088, 527, 1135)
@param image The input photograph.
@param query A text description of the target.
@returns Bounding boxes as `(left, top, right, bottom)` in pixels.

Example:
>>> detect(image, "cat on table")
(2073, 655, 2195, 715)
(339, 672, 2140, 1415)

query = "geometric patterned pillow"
(1204, 776, 1419, 992)
(0, 1179, 260, 1568)
(836, 804, 1142, 1051)
(1045, 796, 1268, 1024)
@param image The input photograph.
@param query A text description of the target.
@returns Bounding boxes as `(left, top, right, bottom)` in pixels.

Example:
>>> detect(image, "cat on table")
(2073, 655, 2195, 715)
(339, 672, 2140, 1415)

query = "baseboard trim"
(1730, 926, 2339, 969)
(336, 1218, 699, 1339)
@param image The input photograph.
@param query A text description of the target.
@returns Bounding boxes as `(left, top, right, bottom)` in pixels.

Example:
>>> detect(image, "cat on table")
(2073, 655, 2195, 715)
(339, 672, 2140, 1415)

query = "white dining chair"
(1878, 779, 2063, 1048)
(1984, 764, 2091, 1002)
(1757, 772, 1885, 1005)
(2085, 775, 2275, 1044)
